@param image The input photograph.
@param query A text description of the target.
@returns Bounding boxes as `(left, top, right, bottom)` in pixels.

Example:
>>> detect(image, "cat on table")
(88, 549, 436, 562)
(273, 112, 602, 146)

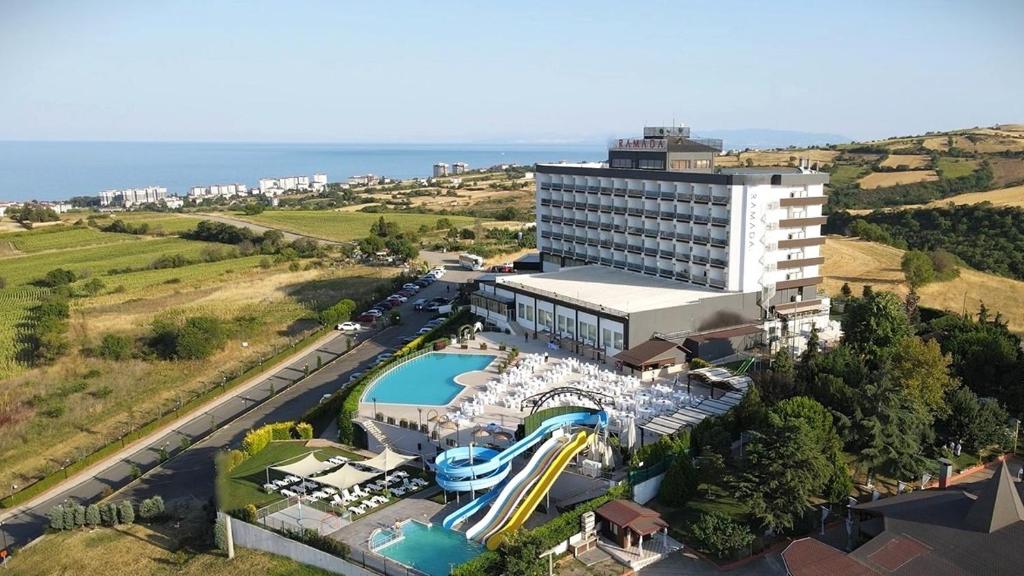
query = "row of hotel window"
(610, 159, 712, 171)
(517, 303, 624, 350)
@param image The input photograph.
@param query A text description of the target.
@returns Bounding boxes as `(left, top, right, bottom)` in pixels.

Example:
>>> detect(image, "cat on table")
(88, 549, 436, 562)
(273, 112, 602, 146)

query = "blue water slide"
(436, 410, 608, 529)
(464, 435, 565, 538)
(434, 411, 604, 490)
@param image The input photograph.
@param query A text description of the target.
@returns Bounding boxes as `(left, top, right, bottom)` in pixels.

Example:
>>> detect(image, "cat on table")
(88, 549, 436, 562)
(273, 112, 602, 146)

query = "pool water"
(363, 352, 493, 406)
(375, 521, 482, 575)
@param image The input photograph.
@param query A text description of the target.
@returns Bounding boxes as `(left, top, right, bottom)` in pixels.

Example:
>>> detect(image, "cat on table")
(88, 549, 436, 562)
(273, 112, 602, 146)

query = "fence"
(226, 513, 376, 576)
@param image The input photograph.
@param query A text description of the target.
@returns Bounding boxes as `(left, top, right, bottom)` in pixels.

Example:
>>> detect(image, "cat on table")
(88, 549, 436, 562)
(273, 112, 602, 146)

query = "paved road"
(0, 251, 477, 552)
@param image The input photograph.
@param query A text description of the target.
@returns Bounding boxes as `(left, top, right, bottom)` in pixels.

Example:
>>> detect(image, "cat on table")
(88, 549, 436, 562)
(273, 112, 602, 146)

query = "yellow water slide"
(484, 430, 591, 550)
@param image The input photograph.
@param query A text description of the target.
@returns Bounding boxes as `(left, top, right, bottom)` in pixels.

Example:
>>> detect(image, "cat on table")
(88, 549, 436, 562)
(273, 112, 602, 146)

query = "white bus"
(459, 253, 484, 271)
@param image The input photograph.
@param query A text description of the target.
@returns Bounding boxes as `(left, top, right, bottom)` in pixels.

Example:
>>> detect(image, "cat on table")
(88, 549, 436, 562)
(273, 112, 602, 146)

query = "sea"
(0, 141, 607, 202)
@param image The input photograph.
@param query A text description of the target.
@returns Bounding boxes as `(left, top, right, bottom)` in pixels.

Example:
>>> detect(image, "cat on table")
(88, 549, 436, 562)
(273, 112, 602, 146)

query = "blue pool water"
(375, 521, 482, 575)
(363, 353, 493, 406)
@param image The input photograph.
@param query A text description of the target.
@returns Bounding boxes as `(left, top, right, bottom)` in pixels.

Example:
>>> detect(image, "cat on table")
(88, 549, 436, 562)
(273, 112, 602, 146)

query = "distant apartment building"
(98, 186, 168, 207)
(164, 196, 184, 209)
(472, 125, 830, 360)
(433, 163, 450, 177)
(348, 174, 378, 187)
(258, 173, 327, 196)
(188, 183, 248, 201)
(452, 162, 469, 174)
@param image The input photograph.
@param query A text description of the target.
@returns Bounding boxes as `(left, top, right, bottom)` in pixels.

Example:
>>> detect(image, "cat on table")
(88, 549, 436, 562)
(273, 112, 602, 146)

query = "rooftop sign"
(610, 138, 667, 152)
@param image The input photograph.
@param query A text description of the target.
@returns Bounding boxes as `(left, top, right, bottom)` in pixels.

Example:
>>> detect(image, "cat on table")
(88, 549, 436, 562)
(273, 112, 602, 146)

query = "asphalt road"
(0, 251, 478, 552)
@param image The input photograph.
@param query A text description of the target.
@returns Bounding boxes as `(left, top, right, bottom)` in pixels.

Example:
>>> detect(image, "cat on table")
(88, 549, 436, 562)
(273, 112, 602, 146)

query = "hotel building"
(471, 125, 831, 361)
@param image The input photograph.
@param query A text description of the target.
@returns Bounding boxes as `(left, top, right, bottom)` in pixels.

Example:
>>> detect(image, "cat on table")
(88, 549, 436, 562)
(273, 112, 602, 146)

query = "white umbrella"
(620, 414, 637, 452)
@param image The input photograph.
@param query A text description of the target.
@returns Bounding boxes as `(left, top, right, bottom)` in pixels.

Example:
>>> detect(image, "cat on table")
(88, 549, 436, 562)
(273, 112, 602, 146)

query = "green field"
(106, 212, 207, 234)
(0, 225, 138, 254)
(829, 164, 871, 187)
(219, 441, 364, 511)
(936, 157, 980, 179)
(0, 237, 219, 287)
(236, 210, 480, 242)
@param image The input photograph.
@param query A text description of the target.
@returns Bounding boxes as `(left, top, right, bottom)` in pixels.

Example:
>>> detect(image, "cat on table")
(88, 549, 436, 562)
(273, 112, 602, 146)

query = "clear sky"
(2, 0, 1022, 143)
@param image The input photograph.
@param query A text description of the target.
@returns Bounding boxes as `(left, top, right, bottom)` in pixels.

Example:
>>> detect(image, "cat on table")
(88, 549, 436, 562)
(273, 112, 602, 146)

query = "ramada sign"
(611, 138, 667, 151)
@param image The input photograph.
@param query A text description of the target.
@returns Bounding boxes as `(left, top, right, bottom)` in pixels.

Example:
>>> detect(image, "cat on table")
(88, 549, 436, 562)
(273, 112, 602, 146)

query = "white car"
(363, 309, 383, 318)
(430, 268, 445, 277)
(417, 326, 433, 335)
(348, 371, 364, 382)
(402, 283, 421, 292)
(336, 322, 361, 331)
(374, 353, 394, 364)
(388, 294, 408, 303)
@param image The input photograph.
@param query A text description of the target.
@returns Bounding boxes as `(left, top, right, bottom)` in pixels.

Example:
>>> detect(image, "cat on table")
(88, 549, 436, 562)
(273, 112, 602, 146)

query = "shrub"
(73, 503, 86, 528)
(100, 502, 117, 526)
(86, 503, 101, 527)
(214, 517, 228, 551)
(279, 527, 351, 558)
(294, 422, 313, 440)
(96, 333, 134, 360)
(39, 268, 77, 287)
(118, 501, 135, 525)
(48, 505, 65, 531)
(689, 511, 754, 559)
(139, 496, 165, 520)
(243, 503, 258, 523)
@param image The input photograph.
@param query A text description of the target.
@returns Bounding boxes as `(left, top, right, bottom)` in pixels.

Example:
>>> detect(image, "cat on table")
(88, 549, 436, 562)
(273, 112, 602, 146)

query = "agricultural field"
(714, 148, 839, 168)
(0, 224, 137, 255)
(935, 157, 979, 179)
(822, 236, 1024, 333)
(0, 223, 398, 493)
(879, 154, 929, 169)
(989, 157, 1024, 187)
(921, 184, 1024, 209)
(828, 164, 871, 187)
(857, 170, 939, 189)
(90, 211, 207, 234)
(233, 210, 480, 242)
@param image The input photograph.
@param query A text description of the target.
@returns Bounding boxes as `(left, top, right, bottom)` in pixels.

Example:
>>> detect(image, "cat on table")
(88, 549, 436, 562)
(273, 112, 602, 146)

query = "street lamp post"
(373, 397, 378, 420)
(62, 459, 70, 479)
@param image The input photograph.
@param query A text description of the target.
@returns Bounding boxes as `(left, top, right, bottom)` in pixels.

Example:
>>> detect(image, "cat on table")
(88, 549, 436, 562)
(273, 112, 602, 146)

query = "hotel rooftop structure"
(471, 125, 831, 362)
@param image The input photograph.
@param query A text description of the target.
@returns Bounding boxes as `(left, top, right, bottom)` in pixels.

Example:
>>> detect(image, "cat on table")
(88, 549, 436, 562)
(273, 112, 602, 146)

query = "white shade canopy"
(271, 452, 330, 478)
(314, 464, 381, 492)
(361, 447, 417, 473)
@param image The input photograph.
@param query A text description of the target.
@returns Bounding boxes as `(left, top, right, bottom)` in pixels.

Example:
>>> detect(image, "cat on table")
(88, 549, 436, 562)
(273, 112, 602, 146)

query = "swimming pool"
(373, 521, 482, 575)
(362, 352, 494, 406)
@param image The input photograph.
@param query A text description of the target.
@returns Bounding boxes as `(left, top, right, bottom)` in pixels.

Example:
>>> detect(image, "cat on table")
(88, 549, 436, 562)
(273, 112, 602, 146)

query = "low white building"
(189, 183, 248, 200)
(163, 196, 184, 209)
(258, 173, 327, 195)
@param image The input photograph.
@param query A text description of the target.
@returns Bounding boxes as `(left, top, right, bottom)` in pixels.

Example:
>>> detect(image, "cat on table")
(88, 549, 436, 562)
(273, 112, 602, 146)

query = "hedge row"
(219, 420, 312, 474)
(301, 308, 473, 445)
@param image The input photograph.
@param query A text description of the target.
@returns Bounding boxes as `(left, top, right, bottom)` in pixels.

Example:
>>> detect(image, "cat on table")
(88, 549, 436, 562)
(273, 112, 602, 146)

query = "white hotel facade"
(472, 126, 831, 360)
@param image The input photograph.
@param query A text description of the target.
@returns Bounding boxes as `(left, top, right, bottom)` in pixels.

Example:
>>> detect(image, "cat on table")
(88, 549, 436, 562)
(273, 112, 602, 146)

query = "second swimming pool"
(362, 352, 494, 406)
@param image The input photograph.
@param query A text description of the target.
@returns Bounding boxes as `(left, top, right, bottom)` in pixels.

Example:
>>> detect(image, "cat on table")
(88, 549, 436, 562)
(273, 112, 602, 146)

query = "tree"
(659, 453, 698, 507)
(840, 282, 852, 299)
(242, 202, 265, 215)
(171, 316, 227, 360)
(853, 377, 932, 481)
(499, 529, 546, 576)
(886, 336, 957, 417)
(697, 452, 725, 498)
(86, 503, 101, 527)
(97, 333, 133, 360)
(118, 501, 135, 525)
(939, 387, 1010, 453)
(73, 503, 86, 528)
(689, 512, 755, 559)
(40, 268, 77, 288)
(338, 408, 355, 445)
(99, 502, 116, 526)
(901, 250, 935, 289)
(842, 291, 911, 358)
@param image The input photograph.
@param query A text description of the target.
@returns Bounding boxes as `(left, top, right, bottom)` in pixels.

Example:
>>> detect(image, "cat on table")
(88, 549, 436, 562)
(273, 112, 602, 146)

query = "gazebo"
(613, 339, 686, 380)
(595, 499, 668, 552)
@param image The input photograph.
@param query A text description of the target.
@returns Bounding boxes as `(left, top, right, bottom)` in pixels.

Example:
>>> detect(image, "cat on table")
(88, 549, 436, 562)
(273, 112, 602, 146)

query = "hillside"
(717, 124, 1024, 212)
(822, 235, 1024, 333)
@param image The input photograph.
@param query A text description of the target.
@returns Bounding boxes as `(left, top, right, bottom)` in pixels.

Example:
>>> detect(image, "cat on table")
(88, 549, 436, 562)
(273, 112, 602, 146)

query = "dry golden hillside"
(857, 170, 939, 189)
(822, 236, 1024, 332)
(879, 154, 930, 169)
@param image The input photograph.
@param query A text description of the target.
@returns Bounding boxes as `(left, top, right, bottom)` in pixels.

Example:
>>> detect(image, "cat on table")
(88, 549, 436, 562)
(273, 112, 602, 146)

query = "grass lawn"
(651, 484, 749, 542)
(219, 441, 364, 511)
(235, 210, 480, 242)
(4, 506, 333, 576)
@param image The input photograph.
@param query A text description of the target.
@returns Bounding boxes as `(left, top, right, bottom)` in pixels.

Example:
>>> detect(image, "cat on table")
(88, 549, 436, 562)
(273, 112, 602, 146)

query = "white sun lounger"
(322, 487, 337, 496)
(352, 485, 368, 498)
(281, 489, 296, 498)
(363, 499, 378, 509)
(348, 506, 364, 515)
(263, 483, 277, 493)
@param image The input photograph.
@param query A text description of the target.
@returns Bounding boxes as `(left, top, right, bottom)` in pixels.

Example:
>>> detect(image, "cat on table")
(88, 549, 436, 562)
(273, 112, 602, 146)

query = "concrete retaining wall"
(223, 513, 375, 576)
(632, 471, 666, 505)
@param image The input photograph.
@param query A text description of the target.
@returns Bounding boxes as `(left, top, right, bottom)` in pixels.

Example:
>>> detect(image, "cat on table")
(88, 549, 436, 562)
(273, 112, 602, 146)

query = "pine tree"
(118, 501, 135, 525)
(85, 504, 101, 527)
(48, 505, 66, 531)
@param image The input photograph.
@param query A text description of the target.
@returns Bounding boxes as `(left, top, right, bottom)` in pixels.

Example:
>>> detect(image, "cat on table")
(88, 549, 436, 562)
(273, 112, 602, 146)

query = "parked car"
(356, 313, 377, 323)
(348, 371, 364, 382)
(363, 309, 383, 317)
(398, 289, 416, 298)
(417, 326, 433, 335)
(430, 268, 445, 277)
(413, 298, 428, 310)
(336, 321, 361, 331)
(375, 300, 393, 310)
(374, 353, 394, 364)
(387, 295, 407, 303)
(402, 283, 421, 292)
